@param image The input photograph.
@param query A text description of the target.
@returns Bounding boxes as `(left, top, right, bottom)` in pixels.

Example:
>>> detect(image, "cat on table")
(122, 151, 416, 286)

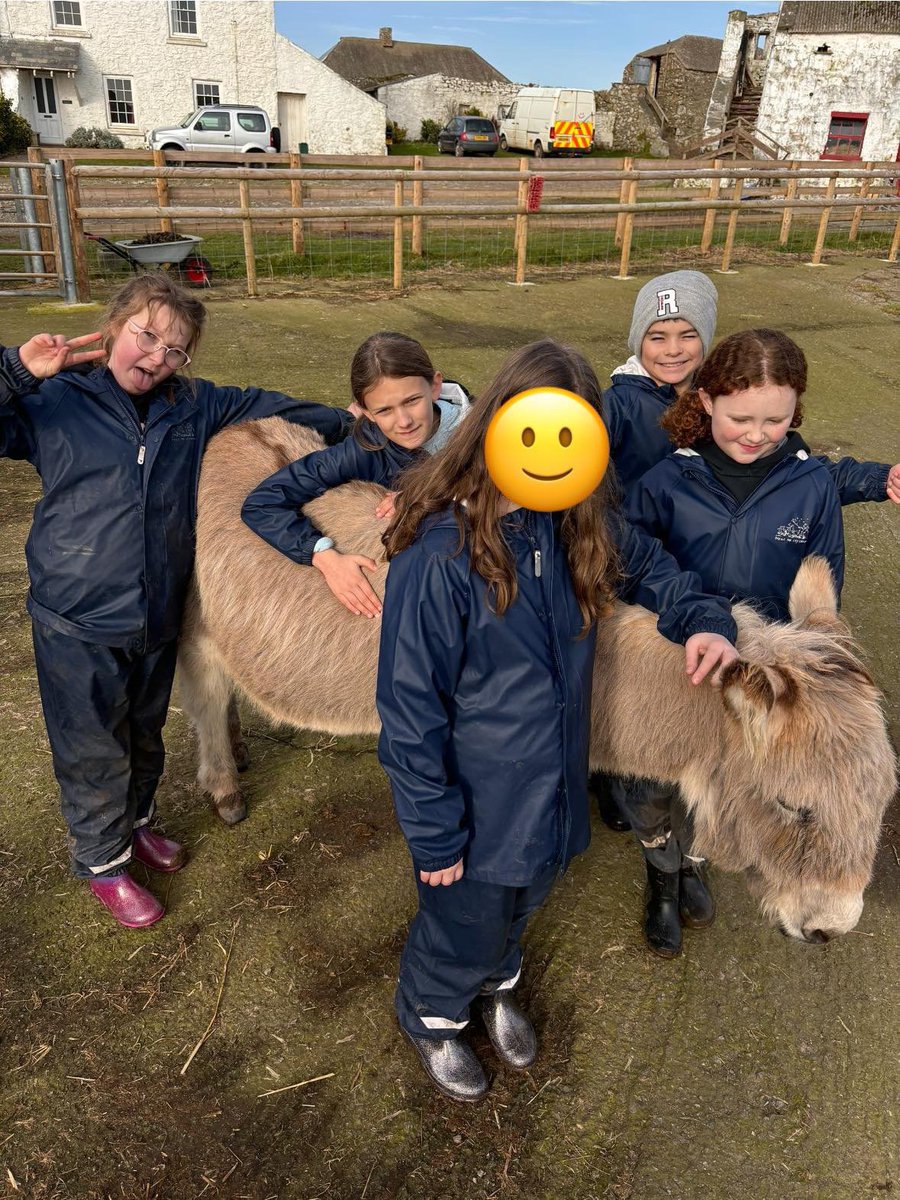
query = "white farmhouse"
(0, 0, 386, 155)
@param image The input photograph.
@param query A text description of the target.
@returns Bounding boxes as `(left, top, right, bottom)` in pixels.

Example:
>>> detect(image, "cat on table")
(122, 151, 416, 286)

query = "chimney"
(379, 27, 393, 48)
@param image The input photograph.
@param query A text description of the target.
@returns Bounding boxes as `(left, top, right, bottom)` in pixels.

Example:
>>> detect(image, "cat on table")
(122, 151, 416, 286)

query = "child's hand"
(375, 490, 398, 520)
(312, 548, 381, 617)
(684, 632, 739, 687)
(419, 860, 464, 887)
(19, 332, 105, 379)
(886, 464, 900, 504)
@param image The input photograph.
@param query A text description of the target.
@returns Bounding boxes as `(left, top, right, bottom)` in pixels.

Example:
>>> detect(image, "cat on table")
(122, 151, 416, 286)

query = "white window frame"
(193, 80, 221, 108)
(50, 0, 82, 28)
(169, 0, 199, 38)
(105, 76, 136, 127)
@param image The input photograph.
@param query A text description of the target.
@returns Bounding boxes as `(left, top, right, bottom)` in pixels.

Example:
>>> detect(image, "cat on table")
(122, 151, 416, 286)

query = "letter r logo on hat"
(656, 288, 679, 318)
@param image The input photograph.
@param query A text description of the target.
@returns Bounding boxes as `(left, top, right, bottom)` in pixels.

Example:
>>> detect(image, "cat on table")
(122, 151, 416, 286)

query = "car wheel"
(533, 141, 544, 159)
(499, 135, 508, 151)
(454, 142, 465, 158)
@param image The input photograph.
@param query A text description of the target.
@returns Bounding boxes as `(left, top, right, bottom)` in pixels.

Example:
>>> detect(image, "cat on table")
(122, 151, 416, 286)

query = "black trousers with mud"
(32, 621, 178, 879)
(396, 864, 557, 1040)
(613, 774, 700, 873)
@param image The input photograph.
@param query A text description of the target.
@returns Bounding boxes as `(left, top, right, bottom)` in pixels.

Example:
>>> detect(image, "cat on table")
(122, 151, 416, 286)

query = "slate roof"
(634, 34, 723, 73)
(322, 36, 510, 91)
(778, 2, 900, 34)
(0, 37, 80, 71)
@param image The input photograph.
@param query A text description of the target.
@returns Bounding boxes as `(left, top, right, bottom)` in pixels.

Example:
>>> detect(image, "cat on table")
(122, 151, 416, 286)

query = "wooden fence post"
(153, 149, 172, 234)
(779, 162, 799, 245)
(238, 178, 258, 296)
(885, 214, 900, 263)
(411, 155, 424, 256)
(26, 146, 53, 257)
(699, 158, 722, 253)
(808, 174, 836, 266)
(614, 177, 638, 279)
(62, 160, 92, 302)
(615, 156, 632, 247)
(393, 177, 404, 289)
(717, 177, 743, 273)
(513, 158, 528, 254)
(848, 163, 871, 243)
(289, 152, 304, 254)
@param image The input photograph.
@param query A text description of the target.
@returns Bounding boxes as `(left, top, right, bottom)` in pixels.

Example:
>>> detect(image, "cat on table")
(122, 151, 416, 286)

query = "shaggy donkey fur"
(179, 419, 897, 941)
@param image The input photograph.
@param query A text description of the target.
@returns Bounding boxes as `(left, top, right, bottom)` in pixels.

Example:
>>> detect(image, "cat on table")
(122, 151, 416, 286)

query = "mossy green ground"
(0, 262, 897, 1199)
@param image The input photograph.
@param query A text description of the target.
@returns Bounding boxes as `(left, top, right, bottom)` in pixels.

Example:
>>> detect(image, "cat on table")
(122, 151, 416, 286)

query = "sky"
(274, 1, 778, 91)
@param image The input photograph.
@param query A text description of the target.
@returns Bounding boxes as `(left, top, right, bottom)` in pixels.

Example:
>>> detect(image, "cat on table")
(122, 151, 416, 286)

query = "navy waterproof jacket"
(625, 446, 845, 621)
(603, 370, 891, 505)
(0, 358, 352, 650)
(376, 507, 737, 887)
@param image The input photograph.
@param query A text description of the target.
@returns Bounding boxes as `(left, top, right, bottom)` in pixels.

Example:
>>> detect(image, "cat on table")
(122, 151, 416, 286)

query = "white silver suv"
(146, 105, 280, 155)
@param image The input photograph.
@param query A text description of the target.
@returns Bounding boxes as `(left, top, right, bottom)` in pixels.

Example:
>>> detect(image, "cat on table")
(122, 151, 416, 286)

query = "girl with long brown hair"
(375, 338, 739, 1102)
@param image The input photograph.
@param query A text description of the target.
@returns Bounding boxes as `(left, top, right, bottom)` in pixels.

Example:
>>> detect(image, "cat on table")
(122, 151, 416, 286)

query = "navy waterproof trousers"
(396, 864, 557, 1039)
(32, 621, 178, 878)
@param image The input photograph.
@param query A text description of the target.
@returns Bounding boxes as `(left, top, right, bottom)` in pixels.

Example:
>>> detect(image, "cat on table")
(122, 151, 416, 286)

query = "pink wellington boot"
(89, 872, 165, 928)
(132, 827, 187, 873)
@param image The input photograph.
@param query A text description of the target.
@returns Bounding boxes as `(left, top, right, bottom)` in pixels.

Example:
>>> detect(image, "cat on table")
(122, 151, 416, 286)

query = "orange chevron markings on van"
(551, 121, 593, 149)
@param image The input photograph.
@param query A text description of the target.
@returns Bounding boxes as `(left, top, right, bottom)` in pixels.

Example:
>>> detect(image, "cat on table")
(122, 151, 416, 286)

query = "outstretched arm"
(18, 332, 105, 378)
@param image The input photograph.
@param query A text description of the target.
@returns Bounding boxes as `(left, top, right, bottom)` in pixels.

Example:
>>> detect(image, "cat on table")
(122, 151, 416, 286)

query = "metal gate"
(0, 156, 76, 300)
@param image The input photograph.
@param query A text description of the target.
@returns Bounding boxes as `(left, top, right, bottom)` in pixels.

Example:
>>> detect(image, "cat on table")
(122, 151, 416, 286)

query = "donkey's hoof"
(214, 793, 248, 826)
(232, 741, 251, 773)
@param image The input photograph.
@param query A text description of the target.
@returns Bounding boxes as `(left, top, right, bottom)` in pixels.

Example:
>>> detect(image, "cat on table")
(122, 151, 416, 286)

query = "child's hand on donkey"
(886, 464, 900, 505)
(684, 632, 739, 687)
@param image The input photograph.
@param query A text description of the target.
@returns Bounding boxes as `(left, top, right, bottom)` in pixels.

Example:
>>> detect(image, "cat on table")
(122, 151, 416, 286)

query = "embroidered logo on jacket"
(170, 422, 196, 440)
(775, 517, 810, 544)
(656, 288, 679, 317)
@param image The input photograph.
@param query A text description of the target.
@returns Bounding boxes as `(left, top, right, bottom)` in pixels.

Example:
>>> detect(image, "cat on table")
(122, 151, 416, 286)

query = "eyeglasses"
(127, 320, 191, 370)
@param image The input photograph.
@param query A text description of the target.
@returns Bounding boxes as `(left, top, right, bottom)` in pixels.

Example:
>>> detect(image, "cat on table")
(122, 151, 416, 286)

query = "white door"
(34, 73, 63, 144)
(278, 92, 308, 153)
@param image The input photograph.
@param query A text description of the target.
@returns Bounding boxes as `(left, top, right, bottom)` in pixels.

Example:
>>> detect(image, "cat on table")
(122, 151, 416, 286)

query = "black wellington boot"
(679, 861, 716, 929)
(644, 863, 682, 958)
(589, 771, 631, 832)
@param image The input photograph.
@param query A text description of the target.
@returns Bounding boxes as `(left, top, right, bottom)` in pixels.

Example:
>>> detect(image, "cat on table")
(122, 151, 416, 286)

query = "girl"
(622, 329, 848, 958)
(375, 339, 739, 1102)
(241, 331, 469, 617)
(0, 273, 353, 929)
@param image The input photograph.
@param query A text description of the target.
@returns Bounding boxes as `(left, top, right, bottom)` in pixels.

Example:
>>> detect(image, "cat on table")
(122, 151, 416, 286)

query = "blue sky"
(274, 1, 777, 91)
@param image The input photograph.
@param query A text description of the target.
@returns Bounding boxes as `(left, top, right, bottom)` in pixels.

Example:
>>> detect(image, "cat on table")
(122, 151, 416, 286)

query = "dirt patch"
(1, 260, 898, 1199)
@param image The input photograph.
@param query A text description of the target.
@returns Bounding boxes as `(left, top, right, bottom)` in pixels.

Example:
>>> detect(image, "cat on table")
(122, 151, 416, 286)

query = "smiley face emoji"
(484, 387, 610, 511)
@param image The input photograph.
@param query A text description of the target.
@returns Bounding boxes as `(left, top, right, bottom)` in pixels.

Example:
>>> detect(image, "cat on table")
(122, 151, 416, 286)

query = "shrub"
(420, 119, 441, 144)
(462, 106, 485, 117)
(64, 126, 125, 149)
(388, 120, 408, 145)
(0, 94, 34, 156)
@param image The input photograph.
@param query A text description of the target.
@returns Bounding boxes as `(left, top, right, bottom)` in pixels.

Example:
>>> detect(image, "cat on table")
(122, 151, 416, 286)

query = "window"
(170, 0, 198, 36)
(193, 81, 220, 108)
(51, 0, 82, 26)
(754, 32, 768, 58)
(237, 112, 266, 132)
(196, 112, 230, 131)
(105, 77, 135, 125)
(822, 112, 867, 160)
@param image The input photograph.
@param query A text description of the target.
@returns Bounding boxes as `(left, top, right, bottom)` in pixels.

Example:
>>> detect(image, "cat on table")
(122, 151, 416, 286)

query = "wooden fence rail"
(28, 156, 898, 301)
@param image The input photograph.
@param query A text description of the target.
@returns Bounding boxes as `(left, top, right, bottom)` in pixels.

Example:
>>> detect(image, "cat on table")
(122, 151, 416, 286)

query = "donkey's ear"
(789, 556, 838, 627)
(721, 661, 796, 751)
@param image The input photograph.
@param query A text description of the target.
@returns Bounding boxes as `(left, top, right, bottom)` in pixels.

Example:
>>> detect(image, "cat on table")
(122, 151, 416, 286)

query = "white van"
(498, 88, 594, 158)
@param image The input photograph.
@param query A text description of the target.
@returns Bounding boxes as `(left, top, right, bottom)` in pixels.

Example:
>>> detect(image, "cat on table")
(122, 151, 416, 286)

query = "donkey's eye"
(776, 797, 813, 824)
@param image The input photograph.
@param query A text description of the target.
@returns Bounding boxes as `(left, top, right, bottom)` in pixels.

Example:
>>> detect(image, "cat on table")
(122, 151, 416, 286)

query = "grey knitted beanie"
(628, 271, 719, 357)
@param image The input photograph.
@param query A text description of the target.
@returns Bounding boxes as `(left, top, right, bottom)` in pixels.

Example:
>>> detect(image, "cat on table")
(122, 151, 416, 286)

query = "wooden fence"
(14, 150, 900, 300)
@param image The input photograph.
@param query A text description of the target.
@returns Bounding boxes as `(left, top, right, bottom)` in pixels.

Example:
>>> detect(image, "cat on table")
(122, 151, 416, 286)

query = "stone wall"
(377, 74, 519, 137)
(757, 30, 900, 160)
(594, 84, 669, 156)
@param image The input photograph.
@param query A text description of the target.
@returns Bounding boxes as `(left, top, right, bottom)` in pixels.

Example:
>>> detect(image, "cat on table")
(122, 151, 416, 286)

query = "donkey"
(179, 418, 897, 943)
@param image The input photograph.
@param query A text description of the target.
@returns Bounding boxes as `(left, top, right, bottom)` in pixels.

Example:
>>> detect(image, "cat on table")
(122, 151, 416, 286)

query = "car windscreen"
(180, 111, 200, 128)
(466, 120, 496, 133)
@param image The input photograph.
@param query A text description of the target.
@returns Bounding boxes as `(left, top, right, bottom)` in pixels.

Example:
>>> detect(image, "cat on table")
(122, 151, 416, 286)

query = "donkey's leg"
(177, 632, 248, 826)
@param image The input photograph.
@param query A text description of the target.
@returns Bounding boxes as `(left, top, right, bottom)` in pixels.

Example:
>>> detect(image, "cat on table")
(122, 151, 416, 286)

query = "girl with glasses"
(0, 273, 354, 929)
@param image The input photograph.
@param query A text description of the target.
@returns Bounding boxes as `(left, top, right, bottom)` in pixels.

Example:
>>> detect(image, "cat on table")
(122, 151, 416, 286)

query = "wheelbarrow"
(85, 232, 213, 287)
